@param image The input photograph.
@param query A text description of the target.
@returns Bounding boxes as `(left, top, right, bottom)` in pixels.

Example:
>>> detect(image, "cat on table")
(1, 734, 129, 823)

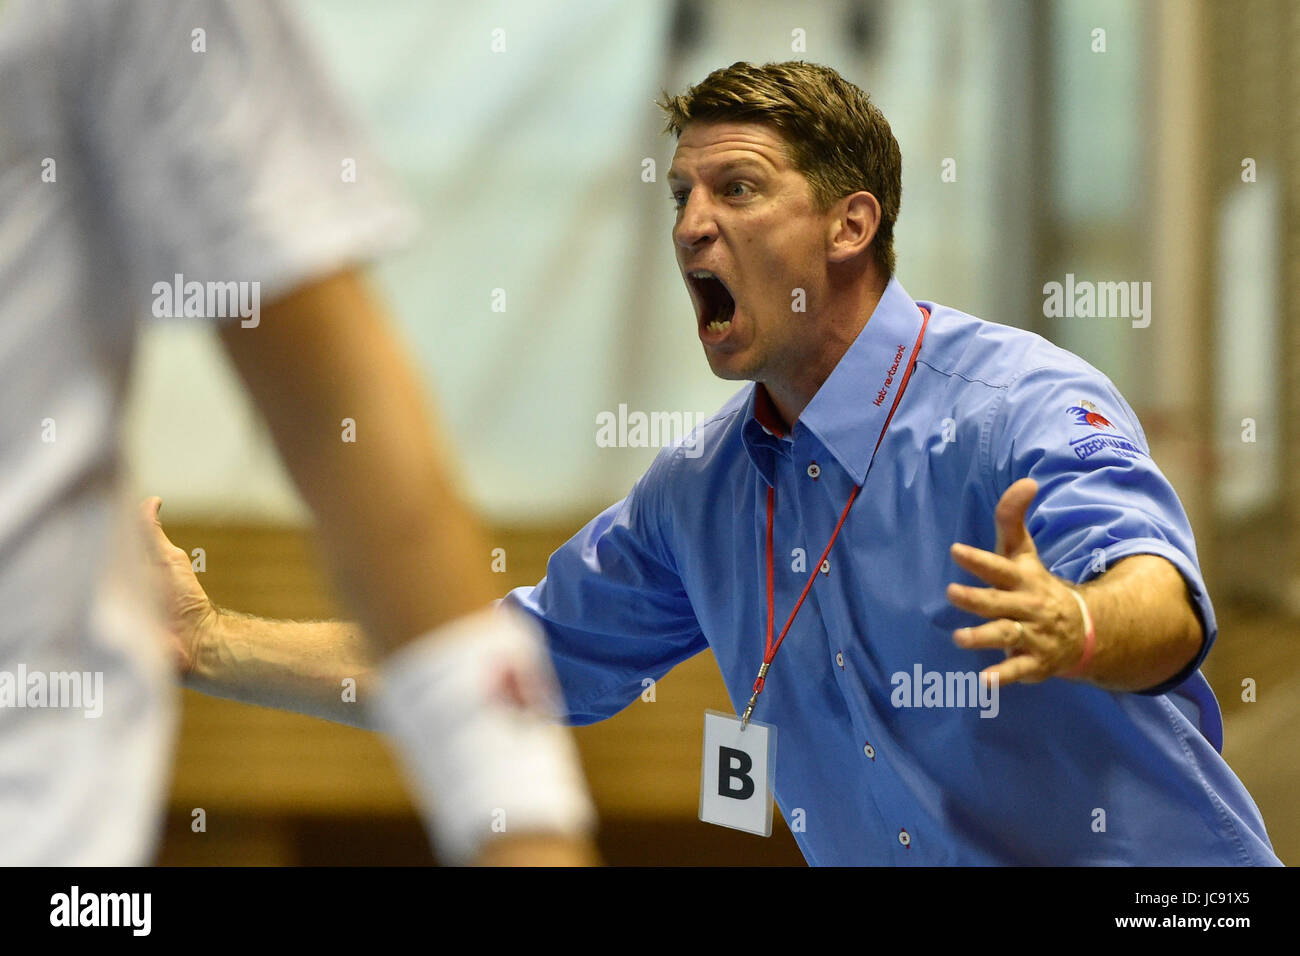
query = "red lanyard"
(740, 306, 931, 728)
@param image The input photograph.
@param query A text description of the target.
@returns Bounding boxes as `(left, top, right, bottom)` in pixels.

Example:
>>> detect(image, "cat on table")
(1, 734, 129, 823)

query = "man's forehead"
(668, 121, 793, 178)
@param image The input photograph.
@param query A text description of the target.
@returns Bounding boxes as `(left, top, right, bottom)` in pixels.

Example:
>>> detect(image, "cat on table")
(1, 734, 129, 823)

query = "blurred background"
(122, 0, 1299, 864)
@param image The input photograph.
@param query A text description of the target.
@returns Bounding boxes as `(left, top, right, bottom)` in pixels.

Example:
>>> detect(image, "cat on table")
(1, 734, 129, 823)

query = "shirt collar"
(741, 276, 927, 486)
(739, 385, 790, 487)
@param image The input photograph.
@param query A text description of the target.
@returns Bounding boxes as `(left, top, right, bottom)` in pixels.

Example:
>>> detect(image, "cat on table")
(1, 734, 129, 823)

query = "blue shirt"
(505, 276, 1281, 865)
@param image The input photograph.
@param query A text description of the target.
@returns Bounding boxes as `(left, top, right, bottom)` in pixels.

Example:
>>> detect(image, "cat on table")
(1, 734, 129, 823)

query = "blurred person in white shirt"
(0, 0, 595, 866)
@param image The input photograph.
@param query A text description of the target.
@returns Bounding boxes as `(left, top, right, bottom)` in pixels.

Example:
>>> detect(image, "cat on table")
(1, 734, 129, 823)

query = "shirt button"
(863, 742, 875, 760)
(806, 462, 820, 479)
(835, 651, 845, 668)
(898, 828, 911, 848)
(820, 559, 830, 574)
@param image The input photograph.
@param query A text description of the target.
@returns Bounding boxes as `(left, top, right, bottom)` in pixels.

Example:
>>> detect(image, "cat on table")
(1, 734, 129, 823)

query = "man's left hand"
(946, 478, 1088, 687)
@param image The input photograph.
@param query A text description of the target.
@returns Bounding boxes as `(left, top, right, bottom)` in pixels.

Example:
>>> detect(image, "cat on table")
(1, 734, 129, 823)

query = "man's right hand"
(138, 496, 217, 679)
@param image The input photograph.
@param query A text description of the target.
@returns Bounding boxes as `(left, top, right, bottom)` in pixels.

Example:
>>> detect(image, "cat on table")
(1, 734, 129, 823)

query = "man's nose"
(674, 193, 717, 250)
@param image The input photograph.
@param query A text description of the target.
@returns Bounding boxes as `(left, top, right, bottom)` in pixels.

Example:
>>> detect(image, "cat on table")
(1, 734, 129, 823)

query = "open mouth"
(686, 270, 736, 334)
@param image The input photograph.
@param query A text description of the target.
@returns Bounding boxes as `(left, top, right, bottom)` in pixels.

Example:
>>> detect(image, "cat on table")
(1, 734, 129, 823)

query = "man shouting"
(152, 60, 1279, 865)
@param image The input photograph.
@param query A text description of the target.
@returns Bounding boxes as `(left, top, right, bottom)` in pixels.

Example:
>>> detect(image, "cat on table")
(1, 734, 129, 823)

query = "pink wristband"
(1064, 588, 1095, 678)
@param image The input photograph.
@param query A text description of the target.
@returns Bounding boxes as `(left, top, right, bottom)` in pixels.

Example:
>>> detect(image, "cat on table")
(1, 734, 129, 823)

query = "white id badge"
(699, 709, 777, 836)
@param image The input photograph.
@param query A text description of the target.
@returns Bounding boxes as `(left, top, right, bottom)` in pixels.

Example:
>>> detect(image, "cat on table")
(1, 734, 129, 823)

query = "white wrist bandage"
(371, 605, 596, 865)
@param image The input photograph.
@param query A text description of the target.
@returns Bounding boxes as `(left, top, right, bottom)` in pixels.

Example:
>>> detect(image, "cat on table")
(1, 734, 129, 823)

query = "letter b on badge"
(700, 710, 776, 836)
(718, 746, 754, 799)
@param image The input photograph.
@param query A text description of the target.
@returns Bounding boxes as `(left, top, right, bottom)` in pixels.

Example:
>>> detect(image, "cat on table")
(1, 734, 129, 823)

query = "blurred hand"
(138, 496, 216, 678)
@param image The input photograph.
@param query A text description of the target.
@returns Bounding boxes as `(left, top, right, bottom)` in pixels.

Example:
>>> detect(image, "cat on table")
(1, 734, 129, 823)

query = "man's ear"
(826, 191, 881, 264)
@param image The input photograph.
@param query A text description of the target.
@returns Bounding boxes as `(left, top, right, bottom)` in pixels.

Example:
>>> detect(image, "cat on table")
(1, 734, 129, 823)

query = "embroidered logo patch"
(1065, 400, 1145, 461)
(1067, 400, 1113, 429)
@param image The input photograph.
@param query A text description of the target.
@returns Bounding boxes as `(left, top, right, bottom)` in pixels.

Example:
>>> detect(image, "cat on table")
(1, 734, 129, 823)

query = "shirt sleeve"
(69, 0, 414, 310)
(502, 449, 707, 725)
(981, 362, 1216, 696)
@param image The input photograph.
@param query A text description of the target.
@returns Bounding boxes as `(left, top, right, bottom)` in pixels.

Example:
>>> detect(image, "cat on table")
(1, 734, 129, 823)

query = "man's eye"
(670, 191, 688, 209)
(724, 182, 752, 198)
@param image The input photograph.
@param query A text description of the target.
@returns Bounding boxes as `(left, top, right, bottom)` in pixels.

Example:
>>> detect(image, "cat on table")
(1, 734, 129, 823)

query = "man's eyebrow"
(667, 158, 772, 185)
(711, 159, 771, 176)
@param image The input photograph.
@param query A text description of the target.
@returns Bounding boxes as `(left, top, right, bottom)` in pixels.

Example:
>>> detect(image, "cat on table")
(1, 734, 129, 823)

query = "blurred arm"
(216, 267, 496, 653)
(216, 268, 596, 865)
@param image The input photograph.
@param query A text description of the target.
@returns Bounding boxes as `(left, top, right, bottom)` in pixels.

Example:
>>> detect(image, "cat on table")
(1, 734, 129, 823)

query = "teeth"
(705, 319, 731, 333)
(689, 270, 717, 280)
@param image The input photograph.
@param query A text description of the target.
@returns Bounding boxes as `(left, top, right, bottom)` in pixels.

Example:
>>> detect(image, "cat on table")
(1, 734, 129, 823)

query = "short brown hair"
(658, 61, 901, 277)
